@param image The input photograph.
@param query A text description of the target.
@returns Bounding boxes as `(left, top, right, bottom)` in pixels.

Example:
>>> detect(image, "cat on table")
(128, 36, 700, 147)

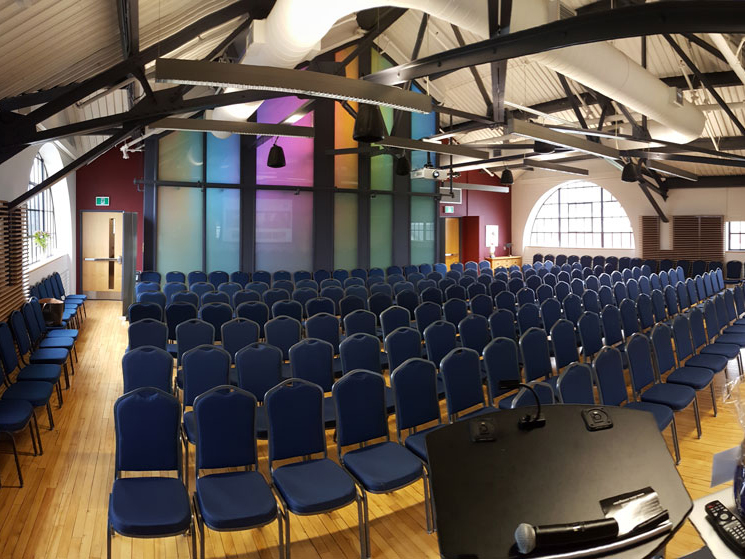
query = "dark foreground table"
(426, 405, 692, 559)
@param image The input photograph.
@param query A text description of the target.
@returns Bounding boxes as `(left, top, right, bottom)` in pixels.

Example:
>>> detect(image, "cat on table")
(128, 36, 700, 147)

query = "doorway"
(81, 211, 123, 299)
(444, 217, 460, 268)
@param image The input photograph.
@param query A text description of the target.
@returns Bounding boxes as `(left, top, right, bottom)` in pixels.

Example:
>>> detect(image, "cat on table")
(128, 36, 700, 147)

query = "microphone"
(514, 518, 619, 554)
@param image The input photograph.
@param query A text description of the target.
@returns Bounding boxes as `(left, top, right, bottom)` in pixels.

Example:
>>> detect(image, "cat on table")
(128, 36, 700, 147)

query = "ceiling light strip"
(148, 117, 315, 138)
(155, 58, 433, 114)
(375, 136, 488, 159)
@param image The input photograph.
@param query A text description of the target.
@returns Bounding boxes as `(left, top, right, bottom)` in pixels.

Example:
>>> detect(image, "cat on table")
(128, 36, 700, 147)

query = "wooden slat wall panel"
(641, 215, 724, 262)
(0, 201, 29, 322)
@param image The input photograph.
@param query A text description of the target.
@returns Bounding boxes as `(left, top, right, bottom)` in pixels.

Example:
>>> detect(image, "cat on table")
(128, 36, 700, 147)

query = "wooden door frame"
(78, 209, 125, 300)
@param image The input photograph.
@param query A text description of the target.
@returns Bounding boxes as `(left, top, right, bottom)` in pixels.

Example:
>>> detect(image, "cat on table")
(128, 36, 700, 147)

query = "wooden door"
(81, 212, 123, 299)
(445, 217, 460, 268)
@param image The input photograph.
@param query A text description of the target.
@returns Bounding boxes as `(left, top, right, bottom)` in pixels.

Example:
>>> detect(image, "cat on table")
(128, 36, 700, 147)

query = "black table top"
(425, 405, 692, 559)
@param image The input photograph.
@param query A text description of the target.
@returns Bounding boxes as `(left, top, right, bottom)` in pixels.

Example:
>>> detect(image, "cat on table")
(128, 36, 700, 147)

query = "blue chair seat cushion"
(183, 411, 197, 444)
(724, 325, 745, 335)
(46, 329, 78, 340)
(66, 294, 87, 300)
(666, 366, 714, 390)
(716, 333, 745, 347)
(0, 400, 33, 432)
(701, 343, 740, 359)
(684, 353, 728, 372)
(17, 363, 61, 384)
(625, 402, 673, 431)
(196, 471, 277, 530)
(403, 424, 443, 462)
(2, 381, 53, 407)
(29, 348, 68, 365)
(38, 337, 74, 350)
(640, 384, 695, 411)
(272, 458, 356, 514)
(342, 441, 422, 493)
(109, 477, 191, 537)
(168, 343, 178, 359)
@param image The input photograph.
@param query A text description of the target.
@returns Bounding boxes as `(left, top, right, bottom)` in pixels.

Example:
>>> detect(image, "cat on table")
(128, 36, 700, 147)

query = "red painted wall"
(439, 171, 512, 260)
(76, 149, 144, 290)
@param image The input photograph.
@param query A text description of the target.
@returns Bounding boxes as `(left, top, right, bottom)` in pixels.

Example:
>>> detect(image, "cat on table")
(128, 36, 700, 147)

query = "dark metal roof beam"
(451, 25, 492, 114)
(26, 0, 253, 126)
(363, 2, 745, 86)
(639, 179, 669, 222)
(664, 34, 745, 137)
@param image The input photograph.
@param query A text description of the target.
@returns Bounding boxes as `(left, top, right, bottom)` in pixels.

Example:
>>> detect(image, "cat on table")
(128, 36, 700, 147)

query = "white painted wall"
(512, 158, 745, 264)
(0, 145, 77, 294)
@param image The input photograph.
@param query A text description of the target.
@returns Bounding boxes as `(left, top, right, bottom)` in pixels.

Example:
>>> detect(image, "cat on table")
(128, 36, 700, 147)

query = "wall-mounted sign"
(95, 196, 110, 207)
(444, 205, 455, 214)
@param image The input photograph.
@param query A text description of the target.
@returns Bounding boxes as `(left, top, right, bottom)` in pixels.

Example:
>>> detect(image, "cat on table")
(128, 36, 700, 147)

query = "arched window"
(528, 180, 634, 249)
(27, 153, 57, 264)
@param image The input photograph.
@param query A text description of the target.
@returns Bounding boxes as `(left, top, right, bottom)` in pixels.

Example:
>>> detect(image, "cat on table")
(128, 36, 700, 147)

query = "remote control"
(705, 500, 745, 554)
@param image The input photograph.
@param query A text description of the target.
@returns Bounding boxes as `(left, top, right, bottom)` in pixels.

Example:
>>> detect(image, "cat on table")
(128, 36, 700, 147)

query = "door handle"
(445, 253, 455, 257)
(85, 257, 122, 263)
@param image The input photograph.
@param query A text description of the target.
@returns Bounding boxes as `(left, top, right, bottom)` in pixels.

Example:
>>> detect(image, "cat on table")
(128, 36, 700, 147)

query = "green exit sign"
(444, 205, 455, 214)
(95, 196, 109, 207)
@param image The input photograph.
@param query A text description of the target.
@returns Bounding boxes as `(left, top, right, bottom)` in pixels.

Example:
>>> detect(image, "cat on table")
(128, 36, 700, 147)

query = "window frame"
(26, 153, 57, 265)
(528, 181, 634, 249)
(726, 221, 745, 251)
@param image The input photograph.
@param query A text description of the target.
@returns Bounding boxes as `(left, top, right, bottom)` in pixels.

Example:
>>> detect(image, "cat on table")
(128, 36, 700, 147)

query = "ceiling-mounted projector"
(411, 166, 441, 180)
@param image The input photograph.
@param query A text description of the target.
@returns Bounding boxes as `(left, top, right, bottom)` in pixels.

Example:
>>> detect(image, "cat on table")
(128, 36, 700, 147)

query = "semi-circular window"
(528, 180, 634, 249)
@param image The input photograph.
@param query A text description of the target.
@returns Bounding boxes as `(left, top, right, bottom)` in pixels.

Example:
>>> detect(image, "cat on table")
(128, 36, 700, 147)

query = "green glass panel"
(370, 50, 393, 191)
(334, 193, 358, 270)
(206, 189, 240, 273)
(255, 190, 313, 272)
(411, 197, 436, 265)
(206, 133, 240, 184)
(158, 131, 203, 182)
(370, 195, 392, 269)
(157, 186, 204, 276)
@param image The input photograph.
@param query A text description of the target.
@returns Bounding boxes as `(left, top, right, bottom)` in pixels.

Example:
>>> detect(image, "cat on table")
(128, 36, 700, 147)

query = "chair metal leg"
(670, 417, 681, 465)
(710, 382, 718, 417)
(355, 489, 370, 559)
(190, 514, 196, 559)
(28, 422, 37, 456)
(57, 382, 63, 408)
(68, 356, 75, 376)
(32, 412, 43, 455)
(422, 471, 432, 534)
(693, 396, 702, 438)
(106, 522, 112, 559)
(72, 344, 78, 363)
(46, 402, 54, 430)
(277, 507, 285, 559)
(62, 362, 70, 389)
(285, 509, 292, 559)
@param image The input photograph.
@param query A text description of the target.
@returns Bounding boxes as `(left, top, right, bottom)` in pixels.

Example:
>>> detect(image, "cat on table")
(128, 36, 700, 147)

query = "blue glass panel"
(255, 190, 313, 272)
(206, 133, 240, 184)
(206, 189, 240, 273)
(157, 186, 204, 276)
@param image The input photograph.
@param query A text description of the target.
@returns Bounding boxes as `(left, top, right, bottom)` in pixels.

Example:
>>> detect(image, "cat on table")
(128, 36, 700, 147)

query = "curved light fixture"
(155, 58, 433, 113)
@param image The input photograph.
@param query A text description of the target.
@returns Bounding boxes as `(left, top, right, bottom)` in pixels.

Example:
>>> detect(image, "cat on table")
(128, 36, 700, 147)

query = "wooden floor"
(0, 300, 742, 558)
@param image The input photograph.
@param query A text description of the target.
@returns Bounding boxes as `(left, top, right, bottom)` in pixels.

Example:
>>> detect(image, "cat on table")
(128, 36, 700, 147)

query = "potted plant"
(32, 231, 51, 251)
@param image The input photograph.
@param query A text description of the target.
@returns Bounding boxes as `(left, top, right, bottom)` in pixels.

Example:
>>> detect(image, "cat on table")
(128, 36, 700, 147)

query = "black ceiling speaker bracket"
(354, 104, 388, 143)
(500, 168, 514, 185)
(267, 139, 286, 168)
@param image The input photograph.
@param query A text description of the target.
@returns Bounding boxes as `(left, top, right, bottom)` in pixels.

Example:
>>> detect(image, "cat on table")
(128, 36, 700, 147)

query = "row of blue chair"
(29, 272, 86, 328)
(0, 293, 85, 488)
(533, 254, 725, 277)
(139, 262, 496, 288)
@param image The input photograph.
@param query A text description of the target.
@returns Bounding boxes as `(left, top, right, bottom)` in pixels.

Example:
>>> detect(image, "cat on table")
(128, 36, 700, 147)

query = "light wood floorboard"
(0, 300, 741, 558)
